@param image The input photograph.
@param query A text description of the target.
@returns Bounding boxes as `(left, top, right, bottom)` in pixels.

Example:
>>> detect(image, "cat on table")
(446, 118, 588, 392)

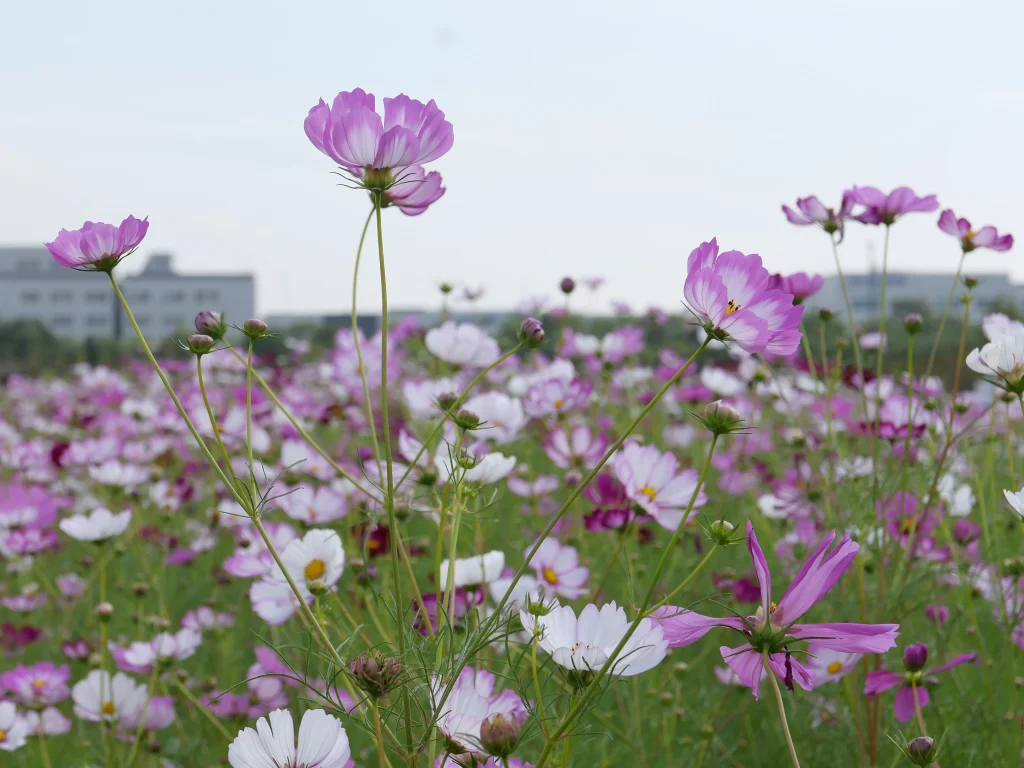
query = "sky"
(3, 0, 1023, 316)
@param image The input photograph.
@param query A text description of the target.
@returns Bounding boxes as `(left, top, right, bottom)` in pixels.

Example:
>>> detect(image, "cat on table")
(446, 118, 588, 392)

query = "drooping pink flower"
(584, 473, 638, 532)
(864, 643, 975, 722)
(612, 442, 706, 531)
(766, 272, 824, 305)
(846, 186, 938, 226)
(937, 209, 1013, 253)
(44, 215, 149, 271)
(682, 239, 804, 355)
(781, 194, 854, 241)
(655, 522, 899, 698)
(305, 89, 454, 177)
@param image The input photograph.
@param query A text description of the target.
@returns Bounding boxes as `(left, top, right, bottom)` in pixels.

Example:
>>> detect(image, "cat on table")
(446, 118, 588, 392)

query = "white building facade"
(0, 247, 254, 341)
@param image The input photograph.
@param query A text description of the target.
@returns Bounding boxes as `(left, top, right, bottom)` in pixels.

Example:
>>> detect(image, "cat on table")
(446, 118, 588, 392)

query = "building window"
(164, 291, 185, 303)
(132, 291, 151, 302)
(135, 315, 152, 327)
(52, 316, 73, 328)
(194, 289, 219, 302)
(50, 290, 73, 302)
(20, 291, 40, 303)
(86, 291, 108, 303)
(86, 316, 108, 328)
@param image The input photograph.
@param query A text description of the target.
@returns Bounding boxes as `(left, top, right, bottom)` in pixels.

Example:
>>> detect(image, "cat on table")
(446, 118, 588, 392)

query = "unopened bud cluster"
(349, 650, 403, 700)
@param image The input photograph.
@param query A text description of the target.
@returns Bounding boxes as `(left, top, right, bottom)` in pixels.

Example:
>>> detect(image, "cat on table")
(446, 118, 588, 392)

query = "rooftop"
(0, 247, 252, 280)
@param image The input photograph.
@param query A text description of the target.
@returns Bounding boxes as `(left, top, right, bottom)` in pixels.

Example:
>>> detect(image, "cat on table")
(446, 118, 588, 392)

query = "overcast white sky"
(3, 1, 1022, 315)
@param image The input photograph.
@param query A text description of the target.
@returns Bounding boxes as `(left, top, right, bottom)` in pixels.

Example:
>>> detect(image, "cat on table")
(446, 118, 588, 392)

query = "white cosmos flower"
(440, 551, 505, 589)
(72, 670, 148, 723)
(403, 376, 461, 419)
(425, 321, 500, 368)
(938, 474, 975, 517)
(0, 701, 27, 752)
(700, 366, 745, 397)
(273, 529, 345, 596)
(124, 628, 202, 668)
(463, 392, 526, 444)
(59, 508, 132, 542)
(88, 460, 149, 488)
(435, 450, 517, 485)
(250, 577, 309, 625)
(983, 312, 1024, 342)
(228, 709, 350, 768)
(1004, 487, 1024, 518)
(521, 601, 668, 677)
(966, 327, 1024, 387)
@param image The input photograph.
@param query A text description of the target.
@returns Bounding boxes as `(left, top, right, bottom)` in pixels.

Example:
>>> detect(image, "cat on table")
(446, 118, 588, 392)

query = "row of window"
(49, 316, 109, 328)
(20, 289, 221, 304)
(124, 290, 220, 303)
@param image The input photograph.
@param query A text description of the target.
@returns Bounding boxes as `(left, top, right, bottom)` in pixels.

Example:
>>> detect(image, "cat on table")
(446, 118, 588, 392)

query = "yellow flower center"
(965, 229, 975, 239)
(101, 701, 116, 716)
(553, 398, 564, 410)
(542, 567, 559, 585)
(32, 679, 45, 690)
(638, 485, 658, 502)
(305, 559, 326, 581)
(725, 299, 741, 316)
(770, 601, 778, 614)
(0, 728, 5, 742)
(900, 518, 916, 535)
(827, 661, 843, 674)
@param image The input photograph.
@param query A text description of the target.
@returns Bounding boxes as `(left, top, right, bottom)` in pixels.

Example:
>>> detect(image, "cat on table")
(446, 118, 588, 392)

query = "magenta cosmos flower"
(655, 522, 899, 698)
(305, 88, 453, 202)
(682, 238, 804, 355)
(781, 194, 854, 242)
(937, 209, 1013, 253)
(766, 272, 824, 305)
(45, 215, 149, 271)
(612, 442, 706, 531)
(864, 642, 974, 722)
(846, 186, 938, 225)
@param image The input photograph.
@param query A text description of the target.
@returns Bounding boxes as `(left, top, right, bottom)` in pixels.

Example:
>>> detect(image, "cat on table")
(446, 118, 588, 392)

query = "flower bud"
(818, 308, 834, 322)
(519, 317, 545, 348)
(95, 602, 114, 622)
(187, 334, 215, 355)
(349, 650, 402, 700)
(559, 276, 576, 295)
(924, 605, 949, 625)
(702, 400, 743, 435)
(902, 643, 928, 672)
(131, 582, 150, 597)
(906, 735, 938, 765)
(480, 713, 523, 758)
(194, 310, 226, 339)
(439, 282, 453, 295)
(709, 519, 736, 545)
(241, 318, 269, 339)
(963, 274, 978, 289)
(903, 313, 924, 335)
(452, 408, 481, 430)
(436, 392, 459, 412)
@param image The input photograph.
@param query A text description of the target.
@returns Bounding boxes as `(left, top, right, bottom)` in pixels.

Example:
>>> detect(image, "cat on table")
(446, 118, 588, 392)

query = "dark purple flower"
(1, 622, 42, 651)
(846, 186, 938, 226)
(937, 209, 1013, 253)
(903, 643, 928, 672)
(865, 644, 975, 722)
(924, 605, 949, 625)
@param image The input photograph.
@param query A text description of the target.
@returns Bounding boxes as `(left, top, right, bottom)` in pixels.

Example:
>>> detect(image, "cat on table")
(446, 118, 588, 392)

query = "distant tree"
(984, 294, 1024, 319)
(891, 298, 933, 322)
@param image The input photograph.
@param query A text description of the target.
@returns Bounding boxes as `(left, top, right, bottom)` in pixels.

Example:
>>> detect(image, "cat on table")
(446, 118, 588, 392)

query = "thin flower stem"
(921, 250, 967, 382)
(224, 345, 382, 504)
(246, 340, 256, 497)
(351, 207, 385, 483)
(371, 698, 392, 768)
(420, 339, 711, 753)
(124, 662, 161, 767)
(828, 232, 866, 408)
(394, 343, 524, 491)
(534, 432, 720, 768)
(373, 193, 415, 759)
(649, 543, 719, 612)
(869, 225, 892, 532)
(172, 677, 234, 741)
(197, 356, 235, 478)
(108, 272, 249, 512)
(764, 651, 801, 768)
(37, 731, 54, 768)
(531, 636, 549, 738)
(97, 544, 113, 767)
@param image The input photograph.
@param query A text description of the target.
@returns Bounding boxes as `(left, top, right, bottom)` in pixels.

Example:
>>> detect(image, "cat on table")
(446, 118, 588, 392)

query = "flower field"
(2, 88, 1023, 768)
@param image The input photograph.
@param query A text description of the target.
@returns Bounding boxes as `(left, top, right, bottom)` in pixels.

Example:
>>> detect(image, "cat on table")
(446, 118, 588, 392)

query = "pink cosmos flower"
(781, 194, 854, 241)
(766, 272, 824, 305)
(864, 643, 975, 722)
(379, 164, 446, 215)
(524, 538, 589, 599)
(655, 522, 899, 698)
(613, 442, 706, 531)
(4, 526, 58, 555)
(44, 215, 149, 270)
(1, 661, 70, 706)
(305, 89, 453, 176)
(937, 209, 1013, 253)
(430, 667, 527, 753)
(507, 475, 559, 499)
(682, 239, 804, 356)
(182, 606, 235, 631)
(524, 378, 593, 419)
(846, 186, 939, 225)
(542, 424, 607, 470)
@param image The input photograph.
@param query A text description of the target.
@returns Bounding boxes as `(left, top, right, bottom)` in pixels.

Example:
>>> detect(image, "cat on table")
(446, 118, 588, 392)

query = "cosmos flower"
(72, 670, 148, 723)
(982, 313, 1024, 342)
(440, 551, 506, 590)
(507, 475, 559, 499)
(937, 209, 1013, 252)
(0, 701, 27, 752)
(521, 601, 667, 678)
(846, 186, 939, 226)
(44, 215, 149, 271)
(655, 522, 899, 697)
(613, 442, 707, 531)
(682, 239, 804, 355)
(864, 643, 975, 722)
(463, 392, 527, 444)
(59, 507, 132, 542)
(1, 661, 70, 706)
(1004, 487, 1024, 519)
(379, 164, 446, 215)
(805, 646, 861, 687)
(766, 272, 824, 305)
(273, 529, 346, 597)
(425, 322, 500, 368)
(781, 194, 854, 241)
(524, 378, 593, 419)
(430, 667, 527, 753)
(524, 538, 589, 599)
(542, 424, 608, 470)
(966, 326, 1024, 391)
(181, 606, 236, 631)
(278, 485, 348, 525)
(119, 629, 203, 673)
(228, 708, 351, 768)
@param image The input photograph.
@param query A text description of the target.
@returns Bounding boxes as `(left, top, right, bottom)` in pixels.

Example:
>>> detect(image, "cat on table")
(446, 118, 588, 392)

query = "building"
(0, 247, 254, 341)
(804, 271, 1023, 325)
(267, 309, 518, 336)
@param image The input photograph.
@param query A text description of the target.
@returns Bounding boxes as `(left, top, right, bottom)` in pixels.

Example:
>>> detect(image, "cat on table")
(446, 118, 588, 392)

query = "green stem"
(649, 543, 719, 612)
(421, 339, 710, 752)
(172, 677, 234, 741)
(351, 207, 385, 483)
(921, 250, 966, 383)
(828, 232, 866, 409)
(246, 339, 256, 496)
(371, 699, 392, 768)
(765, 651, 801, 768)
(534, 432, 720, 767)
(197, 355, 235, 479)
(124, 662, 161, 767)
(373, 192, 414, 758)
